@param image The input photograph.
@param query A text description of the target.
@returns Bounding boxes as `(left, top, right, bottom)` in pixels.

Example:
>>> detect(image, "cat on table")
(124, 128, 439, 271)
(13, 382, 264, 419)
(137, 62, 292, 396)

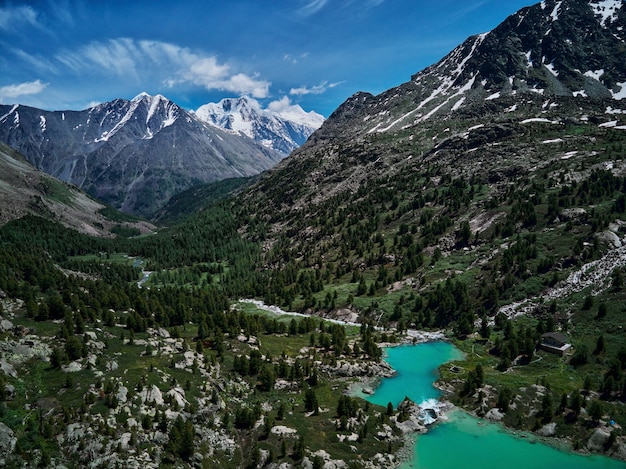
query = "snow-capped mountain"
(194, 96, 324, 156)
(248, 0, 626, 216)
(0, 93, 284, 217)
(316, 0, 626, 138)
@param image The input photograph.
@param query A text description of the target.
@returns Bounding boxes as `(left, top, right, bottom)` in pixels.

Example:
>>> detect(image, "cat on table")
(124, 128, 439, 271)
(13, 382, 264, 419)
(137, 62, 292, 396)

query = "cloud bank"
(55, 38, 271, 98)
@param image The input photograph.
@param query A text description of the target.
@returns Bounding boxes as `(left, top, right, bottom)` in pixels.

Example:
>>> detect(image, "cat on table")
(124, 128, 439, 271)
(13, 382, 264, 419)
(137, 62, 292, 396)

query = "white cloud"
(0, 79, 48, 102)
(180, 56, 270, 98)
(55, 38, 271, 98)
(10, 48, 58, 74)
(290, 80, 343, 96)
(0, 5, 39, 30)
(298, 0, 329, 17)
(297, 0, 384, 17)
(267, 96, 325, 127)
(283, 52, 310, 65)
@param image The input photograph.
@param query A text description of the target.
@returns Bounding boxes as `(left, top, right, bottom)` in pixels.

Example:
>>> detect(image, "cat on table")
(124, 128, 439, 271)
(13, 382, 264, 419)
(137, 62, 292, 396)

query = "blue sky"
(0, 0, 534, 117)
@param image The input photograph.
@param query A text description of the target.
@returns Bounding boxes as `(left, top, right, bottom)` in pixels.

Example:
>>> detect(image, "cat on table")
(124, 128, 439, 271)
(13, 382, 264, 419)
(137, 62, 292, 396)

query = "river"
(359, 342, 626, 469)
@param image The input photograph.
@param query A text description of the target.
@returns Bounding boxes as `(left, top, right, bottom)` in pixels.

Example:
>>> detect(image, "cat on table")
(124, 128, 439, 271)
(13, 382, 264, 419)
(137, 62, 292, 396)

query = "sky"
(0, 0, 535, 117)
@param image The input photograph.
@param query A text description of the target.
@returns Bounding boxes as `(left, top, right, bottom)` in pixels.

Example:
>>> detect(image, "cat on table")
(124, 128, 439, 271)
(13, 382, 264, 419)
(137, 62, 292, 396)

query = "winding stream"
(360, 342, 625, 469)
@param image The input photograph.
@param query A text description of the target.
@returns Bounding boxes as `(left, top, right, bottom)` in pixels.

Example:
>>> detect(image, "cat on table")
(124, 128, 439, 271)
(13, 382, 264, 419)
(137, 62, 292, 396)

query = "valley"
(1, 0, 626, 467)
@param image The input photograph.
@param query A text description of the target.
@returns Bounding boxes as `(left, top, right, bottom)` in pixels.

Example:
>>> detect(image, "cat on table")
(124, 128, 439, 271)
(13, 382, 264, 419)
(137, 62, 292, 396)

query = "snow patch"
(486, 92, 501, 101)
(599, 121, 626, 130)
(545, 62, 559, 77)
(550, 1, 562, 21)
(521, 118, 558, 124)
(451, 97, 466, 111)
(525, 51, 533, 68)
(542, 138, 564, 144)
(132, 91, 151, 102)
(590, 0, 622, 26)
(39, 115, 46, 132)
(95, 98, 143, 142)
(584, 69, 605, 81)
(145, 94, 163, 123)
(606, 107, 626, 114)
(0, 104, 19, 123)
(611, 82, 626, 100)
(573, 90, 588, 97)
(468, 124, 485, 131)
(600, 120, 619, 127)
(372, 34, 488, 132)
(561, 151, 578, 159)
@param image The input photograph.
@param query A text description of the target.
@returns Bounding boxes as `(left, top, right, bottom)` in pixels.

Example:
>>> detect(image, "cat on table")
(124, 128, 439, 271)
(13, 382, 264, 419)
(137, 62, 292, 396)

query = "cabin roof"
(541, 331, 568, 343)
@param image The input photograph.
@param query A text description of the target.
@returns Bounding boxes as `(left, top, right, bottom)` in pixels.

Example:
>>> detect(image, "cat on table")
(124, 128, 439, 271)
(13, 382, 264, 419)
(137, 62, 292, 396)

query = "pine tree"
(304, 387, 318, 414)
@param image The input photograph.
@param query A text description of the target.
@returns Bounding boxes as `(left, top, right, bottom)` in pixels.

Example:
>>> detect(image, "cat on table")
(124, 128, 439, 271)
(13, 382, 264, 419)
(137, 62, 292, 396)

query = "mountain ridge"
(0, 93, 285, 217)
(305, 0, 625, 142)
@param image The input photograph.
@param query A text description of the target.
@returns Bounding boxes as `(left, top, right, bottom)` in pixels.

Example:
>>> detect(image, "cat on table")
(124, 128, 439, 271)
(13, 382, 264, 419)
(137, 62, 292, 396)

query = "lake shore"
(361, 339, 626, 469)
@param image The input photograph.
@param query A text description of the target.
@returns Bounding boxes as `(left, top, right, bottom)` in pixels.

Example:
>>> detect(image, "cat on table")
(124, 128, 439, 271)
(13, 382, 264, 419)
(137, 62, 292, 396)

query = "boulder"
(484, 408, 504, 422)
(0, 360, 17, 378)
(537, 422, 557, 436)
(0, 319, 13, 332)
(597, 230, 622, 248)
(588, 428, 611, 451)
(0, 422, 16, 454)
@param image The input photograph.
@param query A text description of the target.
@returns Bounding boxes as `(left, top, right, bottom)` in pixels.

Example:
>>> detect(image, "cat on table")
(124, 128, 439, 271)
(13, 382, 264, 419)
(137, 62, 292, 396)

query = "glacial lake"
(358, 342, 626, 469)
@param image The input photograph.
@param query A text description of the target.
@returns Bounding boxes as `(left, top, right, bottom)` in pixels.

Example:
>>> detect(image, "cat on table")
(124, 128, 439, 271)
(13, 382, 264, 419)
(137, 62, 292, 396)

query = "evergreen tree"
(304, 387, 319, 414)
(258, 364, 275, 392)
(167, 416, 194, 461)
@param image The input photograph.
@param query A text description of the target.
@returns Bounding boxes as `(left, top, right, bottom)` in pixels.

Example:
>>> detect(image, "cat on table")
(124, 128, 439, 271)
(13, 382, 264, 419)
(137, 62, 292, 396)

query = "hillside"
(0, 141, 153, 237)
(226, 0, 626, 455)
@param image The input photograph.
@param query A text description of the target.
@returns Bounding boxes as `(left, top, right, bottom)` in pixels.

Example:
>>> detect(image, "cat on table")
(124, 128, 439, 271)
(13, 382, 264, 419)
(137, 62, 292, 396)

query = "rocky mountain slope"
(308, 0, 625, 143)
(0, 141, 152, 237)
(0, 93, 284, 217)
(194, 96, 324, 156)
(245, 0, 626, 228)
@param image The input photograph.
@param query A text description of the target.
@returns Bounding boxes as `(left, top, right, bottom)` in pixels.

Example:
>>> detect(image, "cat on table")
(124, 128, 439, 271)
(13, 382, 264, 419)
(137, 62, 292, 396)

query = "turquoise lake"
(359, 342, 626, 469)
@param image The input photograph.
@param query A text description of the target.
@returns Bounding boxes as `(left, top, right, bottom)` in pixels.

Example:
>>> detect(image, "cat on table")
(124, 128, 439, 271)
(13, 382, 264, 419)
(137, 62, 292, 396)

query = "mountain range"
(0, 93, 321, 218)
(250, 0, 626, 211)
(307, 0, 625, 143)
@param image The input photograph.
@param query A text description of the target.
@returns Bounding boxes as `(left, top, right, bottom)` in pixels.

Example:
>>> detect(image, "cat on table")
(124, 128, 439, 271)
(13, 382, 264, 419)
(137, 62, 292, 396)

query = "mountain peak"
(132, 91, 152, 102)
(345, 0, 626, 135)
(195, 96, 324, 156)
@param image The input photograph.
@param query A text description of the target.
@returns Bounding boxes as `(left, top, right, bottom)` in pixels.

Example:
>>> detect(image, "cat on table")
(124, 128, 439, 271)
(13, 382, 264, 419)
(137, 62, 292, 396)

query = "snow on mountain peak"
(132, 91, 151, 102)
(195, 96, 324, 156)
(267, 96, 325, 128)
